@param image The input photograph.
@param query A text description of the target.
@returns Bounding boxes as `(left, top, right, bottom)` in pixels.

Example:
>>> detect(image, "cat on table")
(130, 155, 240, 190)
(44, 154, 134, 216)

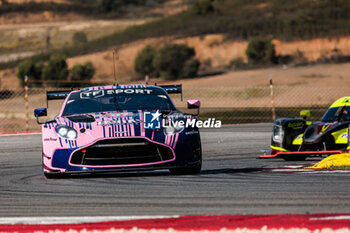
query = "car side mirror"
(187, 100, 200, 109)
(300, 110, 310, 120)
(187, 100, 200, 115)
(34, 108, 47, 124)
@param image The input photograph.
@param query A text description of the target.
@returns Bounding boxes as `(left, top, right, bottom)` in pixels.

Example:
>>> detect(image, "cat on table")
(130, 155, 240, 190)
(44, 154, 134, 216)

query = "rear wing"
(157, 84, 183, 101)
(46, 90, 71, 107)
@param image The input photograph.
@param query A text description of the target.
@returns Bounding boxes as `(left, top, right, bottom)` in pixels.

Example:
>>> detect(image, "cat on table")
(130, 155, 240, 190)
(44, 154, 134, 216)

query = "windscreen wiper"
(112, 94, 119, 111)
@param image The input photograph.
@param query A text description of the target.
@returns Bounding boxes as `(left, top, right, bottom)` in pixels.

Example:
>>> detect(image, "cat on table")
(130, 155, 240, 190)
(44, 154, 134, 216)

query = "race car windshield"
(321, 106, 350, 122)
(62, 88, 176, 116)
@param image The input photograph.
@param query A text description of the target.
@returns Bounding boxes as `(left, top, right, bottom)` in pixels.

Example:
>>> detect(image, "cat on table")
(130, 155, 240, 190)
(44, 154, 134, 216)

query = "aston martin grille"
(70, 138, 174, 166)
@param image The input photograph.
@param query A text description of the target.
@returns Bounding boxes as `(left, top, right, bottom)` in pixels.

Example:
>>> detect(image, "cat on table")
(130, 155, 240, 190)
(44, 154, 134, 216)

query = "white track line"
(283, 165, 305, 169)
(310, 215, 350, 220)
(0, 216, 178, 225)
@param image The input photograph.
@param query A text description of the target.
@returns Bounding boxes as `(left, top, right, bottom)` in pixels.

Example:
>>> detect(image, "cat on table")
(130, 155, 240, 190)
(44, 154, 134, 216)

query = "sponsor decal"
(185, 131, 199, 135)
(163, 118, 221, 129)
(106, 89, 152, 95)
(44, 137, 57, 141)
(144, 110, 162, 129)
(94, 112, 134, 119)
(321, 123, 335, 133)
(94, 110, 222, 130)
(287, 122, 304, 129)
(80, 90, 105, 99)
(80, 89, 153, 99)
(97, 119, 138, 126)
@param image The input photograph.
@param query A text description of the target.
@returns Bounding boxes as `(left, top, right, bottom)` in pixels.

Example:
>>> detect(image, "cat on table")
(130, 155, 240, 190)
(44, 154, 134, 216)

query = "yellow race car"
(260, 97, 350, 161)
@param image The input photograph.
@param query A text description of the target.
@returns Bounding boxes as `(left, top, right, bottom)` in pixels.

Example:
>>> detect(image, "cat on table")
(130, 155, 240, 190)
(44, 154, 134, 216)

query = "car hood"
(52, 111, 186, 145)
(57, 111, 184, 124)
(61, 112, 141, 126)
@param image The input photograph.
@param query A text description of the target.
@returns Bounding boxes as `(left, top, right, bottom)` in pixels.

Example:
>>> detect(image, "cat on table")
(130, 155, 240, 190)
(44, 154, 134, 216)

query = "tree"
(97, 0, 146, 13)
(245, 37, 276, 64)
(182, 59, 200, 78)
(17, 59, 43, 87)
(71, 62, 95, 85)
(97, 0, 117, 13)
(42, 54, 69, 87)
(153, 44, 198, 80)
(191, 0, 215, 16)
(134, 45, 156, 78)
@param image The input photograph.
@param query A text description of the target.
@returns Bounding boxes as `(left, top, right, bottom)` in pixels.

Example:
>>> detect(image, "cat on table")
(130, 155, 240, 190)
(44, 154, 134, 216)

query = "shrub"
(182, 59, 200, 78)
(97, 0, 116, 13)
(228, 58, 246, 70)
(71, 62, 95, 83)
(134, 45, 156, 78)
(153, 44, 197, 80)
(246, 38, 276, 64)
(42, 54, 69, 87)
(16, 59, 42, 87)
(97, 0, 146, 13)
(191, 0, 215, 16)
(72, 31, 88, 45)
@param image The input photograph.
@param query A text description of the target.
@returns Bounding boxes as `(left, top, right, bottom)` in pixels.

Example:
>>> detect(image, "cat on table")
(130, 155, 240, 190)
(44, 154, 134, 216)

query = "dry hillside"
(0, 0, 187, 24)
(2, 34, 350, 90)
(68, 35, 350, 84)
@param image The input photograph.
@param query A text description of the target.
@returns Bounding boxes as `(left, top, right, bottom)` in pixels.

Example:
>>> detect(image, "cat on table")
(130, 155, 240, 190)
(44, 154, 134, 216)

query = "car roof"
(329, 96, 350, 108)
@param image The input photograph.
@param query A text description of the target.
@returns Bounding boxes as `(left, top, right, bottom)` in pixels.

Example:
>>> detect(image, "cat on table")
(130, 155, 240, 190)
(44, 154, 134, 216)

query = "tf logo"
(143, 110, 162, 129)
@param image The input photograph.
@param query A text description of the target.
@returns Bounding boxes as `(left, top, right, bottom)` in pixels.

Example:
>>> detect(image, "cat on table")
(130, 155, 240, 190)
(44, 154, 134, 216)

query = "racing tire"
(169, 159, 202, 175)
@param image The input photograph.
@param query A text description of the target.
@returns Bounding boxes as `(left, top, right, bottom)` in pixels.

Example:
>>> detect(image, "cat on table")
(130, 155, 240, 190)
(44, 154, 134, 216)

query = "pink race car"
(34, 85, 202, 178)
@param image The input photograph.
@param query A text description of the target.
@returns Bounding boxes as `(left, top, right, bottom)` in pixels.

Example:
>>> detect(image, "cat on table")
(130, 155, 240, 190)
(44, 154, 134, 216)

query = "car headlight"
(56, 125, 78, 140)
(272, 124, 283, 143)
(163, 121, 185, 136)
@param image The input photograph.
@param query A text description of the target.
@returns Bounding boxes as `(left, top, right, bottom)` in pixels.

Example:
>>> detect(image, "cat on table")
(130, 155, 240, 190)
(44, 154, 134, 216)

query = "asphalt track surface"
(0, 124, 349, 217)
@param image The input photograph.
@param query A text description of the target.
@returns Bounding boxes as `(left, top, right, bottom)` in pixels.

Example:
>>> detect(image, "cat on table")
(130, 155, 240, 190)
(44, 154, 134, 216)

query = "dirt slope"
(1, 34, 350, 110)
(65, 34, 350, 84)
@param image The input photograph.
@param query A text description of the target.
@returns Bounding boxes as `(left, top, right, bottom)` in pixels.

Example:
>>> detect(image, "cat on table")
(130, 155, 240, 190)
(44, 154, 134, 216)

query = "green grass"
(0, 39, 43, 54)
